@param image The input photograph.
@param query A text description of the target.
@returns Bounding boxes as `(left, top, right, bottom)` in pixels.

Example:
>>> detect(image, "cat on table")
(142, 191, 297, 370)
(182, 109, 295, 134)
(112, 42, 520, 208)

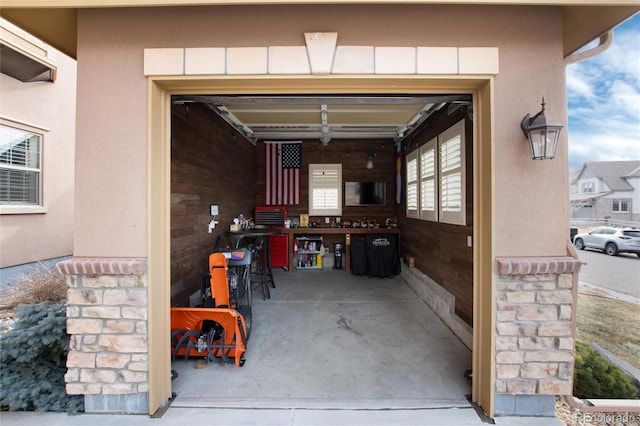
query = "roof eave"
(563, 5, 639, 56)
(1, 2, 638, 61)
(0, 8, 77, 59)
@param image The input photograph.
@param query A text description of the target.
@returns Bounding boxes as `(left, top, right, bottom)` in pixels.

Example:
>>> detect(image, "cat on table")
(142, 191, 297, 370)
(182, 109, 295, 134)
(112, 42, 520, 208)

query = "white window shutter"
(309, 163, 342, 216)
(406, 150, 418, 219)
(419, 138, 437, 221)
(439, 120, 465, 225)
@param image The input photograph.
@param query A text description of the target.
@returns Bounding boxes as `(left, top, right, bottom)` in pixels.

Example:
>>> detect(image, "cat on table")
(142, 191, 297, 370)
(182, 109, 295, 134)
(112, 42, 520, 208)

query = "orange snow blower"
(170, 307, 248, 367)
(170, 249, 252, 367)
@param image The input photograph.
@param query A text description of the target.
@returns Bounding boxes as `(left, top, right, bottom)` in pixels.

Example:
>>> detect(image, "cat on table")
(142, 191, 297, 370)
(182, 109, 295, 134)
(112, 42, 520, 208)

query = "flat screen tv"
(344, 181, 386, 206)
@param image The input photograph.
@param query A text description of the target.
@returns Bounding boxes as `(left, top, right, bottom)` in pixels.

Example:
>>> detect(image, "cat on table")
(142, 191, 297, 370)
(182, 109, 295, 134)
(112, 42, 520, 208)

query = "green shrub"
(573, 341, 638, 399)
(0, 303, 84, 413)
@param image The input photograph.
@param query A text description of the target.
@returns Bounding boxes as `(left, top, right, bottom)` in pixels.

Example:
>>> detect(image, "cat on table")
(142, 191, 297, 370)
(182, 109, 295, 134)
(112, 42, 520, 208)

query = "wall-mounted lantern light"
(365, 149, 376, 169)
(521, 97, 563, 160)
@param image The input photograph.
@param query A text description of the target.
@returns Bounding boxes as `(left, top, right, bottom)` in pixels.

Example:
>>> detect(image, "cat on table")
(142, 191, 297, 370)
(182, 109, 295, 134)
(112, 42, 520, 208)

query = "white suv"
(574, 227, 640, 257)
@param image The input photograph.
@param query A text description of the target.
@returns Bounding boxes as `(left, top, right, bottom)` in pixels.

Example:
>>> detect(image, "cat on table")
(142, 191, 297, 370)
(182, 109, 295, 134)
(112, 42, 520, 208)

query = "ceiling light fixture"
(366, 149, 376, 169)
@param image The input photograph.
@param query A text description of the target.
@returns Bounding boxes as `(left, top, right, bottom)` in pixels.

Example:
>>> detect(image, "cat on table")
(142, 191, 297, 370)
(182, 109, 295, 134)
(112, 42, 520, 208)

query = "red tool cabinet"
(255, 206, 288, 268)
(269, 235, 288, 268)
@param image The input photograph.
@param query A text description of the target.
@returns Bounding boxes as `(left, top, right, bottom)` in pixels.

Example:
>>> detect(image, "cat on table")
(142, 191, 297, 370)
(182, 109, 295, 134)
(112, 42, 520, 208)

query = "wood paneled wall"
(398, 105, 474, 325)
(171, 103, 257, 306)
(255, 139, 398, 225)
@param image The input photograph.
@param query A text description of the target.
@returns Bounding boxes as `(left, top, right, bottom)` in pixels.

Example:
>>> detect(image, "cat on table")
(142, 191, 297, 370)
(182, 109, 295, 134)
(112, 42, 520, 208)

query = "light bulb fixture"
(366, 157, 374, 169)
(365, 149, 376, 169)
(521, 97, 563, 160)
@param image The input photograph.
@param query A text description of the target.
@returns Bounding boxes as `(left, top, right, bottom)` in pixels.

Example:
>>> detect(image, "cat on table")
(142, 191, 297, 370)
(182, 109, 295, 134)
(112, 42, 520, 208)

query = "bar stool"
(264, 235, 276, 289)
(250, 236, 270, 300)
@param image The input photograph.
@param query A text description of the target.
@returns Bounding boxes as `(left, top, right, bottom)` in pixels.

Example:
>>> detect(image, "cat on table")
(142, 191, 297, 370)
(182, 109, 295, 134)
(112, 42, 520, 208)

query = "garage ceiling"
(172, 94, 472, 144)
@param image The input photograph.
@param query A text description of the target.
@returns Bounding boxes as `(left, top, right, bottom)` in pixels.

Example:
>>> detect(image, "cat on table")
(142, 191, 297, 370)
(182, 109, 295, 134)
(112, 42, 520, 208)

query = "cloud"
(609, 80, 640, 113)
(566, 14, 640, 169)
(566, 67, 595, 100)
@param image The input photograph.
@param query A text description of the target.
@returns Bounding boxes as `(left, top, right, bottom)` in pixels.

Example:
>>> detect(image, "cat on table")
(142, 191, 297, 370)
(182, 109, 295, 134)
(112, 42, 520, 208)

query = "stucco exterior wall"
(67, 4, 575, 416)
(75, 4, 569, 258)
(0, 47, 76, 268)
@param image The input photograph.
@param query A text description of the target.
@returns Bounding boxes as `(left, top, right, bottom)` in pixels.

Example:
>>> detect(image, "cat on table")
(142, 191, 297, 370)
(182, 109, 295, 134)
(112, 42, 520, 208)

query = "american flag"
(265, 141, 302, 205)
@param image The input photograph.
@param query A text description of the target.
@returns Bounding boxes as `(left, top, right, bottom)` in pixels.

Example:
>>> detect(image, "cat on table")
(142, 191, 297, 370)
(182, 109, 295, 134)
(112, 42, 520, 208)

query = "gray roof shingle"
(582, 160, 640, 191)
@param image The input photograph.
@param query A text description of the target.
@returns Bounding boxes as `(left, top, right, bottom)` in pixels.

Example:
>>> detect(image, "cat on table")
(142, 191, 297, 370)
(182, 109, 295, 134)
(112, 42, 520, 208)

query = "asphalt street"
(575, 248, 640, 303)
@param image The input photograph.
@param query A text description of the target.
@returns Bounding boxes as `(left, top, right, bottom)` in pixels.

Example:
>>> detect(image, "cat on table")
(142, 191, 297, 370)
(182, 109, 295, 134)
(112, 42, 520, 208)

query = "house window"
(0, 122, 42, 205)
(406, 119, 466, 225)
(406, 150, 418, 219)
(439, 120, 465, 225)
(419, 138, 437, 221)
(612, 200, 628, 212)
(309, 163, 342, 216)
(581, 182, 594, 193)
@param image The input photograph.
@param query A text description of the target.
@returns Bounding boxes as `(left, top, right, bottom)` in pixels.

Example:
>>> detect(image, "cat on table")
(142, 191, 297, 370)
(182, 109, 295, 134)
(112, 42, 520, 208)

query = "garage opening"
(166, 93, 476, 409)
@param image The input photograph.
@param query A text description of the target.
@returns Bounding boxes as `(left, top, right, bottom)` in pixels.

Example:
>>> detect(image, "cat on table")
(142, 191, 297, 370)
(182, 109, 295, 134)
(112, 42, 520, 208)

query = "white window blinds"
(0, 124, 42, 205)
(439, 120, 465, 225)
(405, 118, 466, 226)
(419, 138, 437, 221)
(309, 163, 342, 216)
(406, 150, 418, 219)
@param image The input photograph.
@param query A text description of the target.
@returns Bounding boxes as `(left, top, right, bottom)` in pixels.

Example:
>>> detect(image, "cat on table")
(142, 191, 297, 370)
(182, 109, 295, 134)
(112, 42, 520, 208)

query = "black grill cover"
(365, 234, 400, 278)
(350, 237, 367, 276)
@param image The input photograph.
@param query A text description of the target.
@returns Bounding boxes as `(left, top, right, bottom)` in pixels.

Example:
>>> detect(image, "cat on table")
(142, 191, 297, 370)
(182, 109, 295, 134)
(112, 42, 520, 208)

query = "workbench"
(280, 227, 401, 273)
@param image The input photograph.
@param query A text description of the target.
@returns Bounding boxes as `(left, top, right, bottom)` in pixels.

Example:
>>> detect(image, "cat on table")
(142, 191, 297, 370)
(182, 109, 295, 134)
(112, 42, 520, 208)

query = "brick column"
(58, 258, 149, 414)
(494, 257, 582, 416)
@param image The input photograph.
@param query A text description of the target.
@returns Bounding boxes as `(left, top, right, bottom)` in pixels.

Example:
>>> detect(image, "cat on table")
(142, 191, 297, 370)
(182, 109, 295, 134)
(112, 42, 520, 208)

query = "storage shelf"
(294, 234, 324, 271)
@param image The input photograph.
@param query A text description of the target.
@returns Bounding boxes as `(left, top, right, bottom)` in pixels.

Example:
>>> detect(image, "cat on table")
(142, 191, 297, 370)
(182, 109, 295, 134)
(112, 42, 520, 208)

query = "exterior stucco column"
(58, 258, 149, 414)
(494, 257, 582, 416)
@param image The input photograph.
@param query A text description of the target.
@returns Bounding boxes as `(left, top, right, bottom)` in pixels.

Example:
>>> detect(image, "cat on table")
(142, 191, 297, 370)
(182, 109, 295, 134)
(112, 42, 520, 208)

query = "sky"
(566, 13, 640, 170)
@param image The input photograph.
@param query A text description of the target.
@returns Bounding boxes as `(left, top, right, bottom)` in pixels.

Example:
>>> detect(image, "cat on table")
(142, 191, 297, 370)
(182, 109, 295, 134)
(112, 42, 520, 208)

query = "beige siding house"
(0, 18, 76, 277)
(570, 161, 640, 223)
(1, 0, 638, 420)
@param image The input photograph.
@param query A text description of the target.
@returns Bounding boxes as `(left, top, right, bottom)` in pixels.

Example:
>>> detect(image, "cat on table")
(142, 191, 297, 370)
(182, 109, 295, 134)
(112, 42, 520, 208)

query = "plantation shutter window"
(419, 138, 437, 221)
(406, 150, 418, 219)
(0, 124, 42, 205)
(405, 118, 466, 225)
(438, 120, 465, 225)
(309, 163, 342, 216)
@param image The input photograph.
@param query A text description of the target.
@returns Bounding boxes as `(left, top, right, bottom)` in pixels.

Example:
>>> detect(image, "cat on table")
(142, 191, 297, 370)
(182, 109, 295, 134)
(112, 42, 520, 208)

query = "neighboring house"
(570, 161, 640, 223)
(0, 18, 76, 285)
(1, 1, 638, 421)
